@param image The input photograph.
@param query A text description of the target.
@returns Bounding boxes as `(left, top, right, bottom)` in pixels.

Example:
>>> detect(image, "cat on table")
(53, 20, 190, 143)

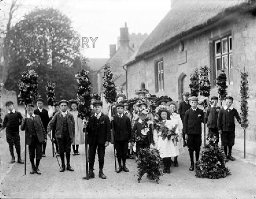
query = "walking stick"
(47, 134, 61, 169)
(24, 140, 27, 175)
(24, 108, 27, 175)
(83, 127, 89, 180)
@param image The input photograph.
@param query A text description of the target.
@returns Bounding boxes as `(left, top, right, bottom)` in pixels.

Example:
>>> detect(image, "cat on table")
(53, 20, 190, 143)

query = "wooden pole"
(24, 107, 27, 175)
(83, 127, 89, 180)
(244, 129, 246, 159)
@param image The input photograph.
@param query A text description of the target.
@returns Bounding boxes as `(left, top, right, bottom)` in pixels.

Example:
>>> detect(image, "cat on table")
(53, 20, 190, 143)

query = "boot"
(59, 153, 65, 172)
(17, 157, 24, 164)
(66, 153, 74, 171)
(228, 146, 235, 161)
(99, 169, 107, 179)
(122, 158, 129, 172)
(163, 158, 168, 173)
(72, 145, 76, 155)
(89, 169, 95, 178)
(76, 145, 80, 155)
(173, 156, 179, 167)
(35, 159, 41, 175)
(9, 145, 15, 163)
(166, 158, 171, 174)
(189, 162, 194, 171)
(116, 158, 122, 173)
(30, 160, 36, 174)
(9, 156, 15, 164)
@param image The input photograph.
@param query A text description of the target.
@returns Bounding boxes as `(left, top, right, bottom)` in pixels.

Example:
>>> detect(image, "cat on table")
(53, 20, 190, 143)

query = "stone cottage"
(125, 0, 256, 143)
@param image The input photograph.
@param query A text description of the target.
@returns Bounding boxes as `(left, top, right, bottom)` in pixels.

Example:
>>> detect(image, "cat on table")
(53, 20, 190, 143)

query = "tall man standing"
(34, 98, 50, 157)
(86, 100, 111, 179)
(47, 100, 75, 172)
(178, 92, 191, 146)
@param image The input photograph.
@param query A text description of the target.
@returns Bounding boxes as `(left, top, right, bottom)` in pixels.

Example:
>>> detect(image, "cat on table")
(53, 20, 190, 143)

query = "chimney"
(109, 44, 116, 58)
(119, 22, 129, 47)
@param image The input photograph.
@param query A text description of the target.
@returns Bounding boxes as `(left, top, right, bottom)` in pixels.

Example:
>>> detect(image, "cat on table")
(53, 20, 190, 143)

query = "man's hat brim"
(69, 99, 78, 105)
(116, 103, 124, 108)
(58, 100, 69, 105)
(36, 98, 44, 102)
(93, 100, 103, 106)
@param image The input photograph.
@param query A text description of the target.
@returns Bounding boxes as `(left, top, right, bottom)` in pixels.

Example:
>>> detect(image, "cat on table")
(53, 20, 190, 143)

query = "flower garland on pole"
(18, 69, 38, 175)
(46, 82, 56, 106)
(189, 68, 200, 97)
(75, 69, 91, 180)
(240, 67, 249, 159)
(0, 83, 4, 127)
(199, 66, 211, 146)
(216, 70, 228, 105)
(103, 63, 117, 105)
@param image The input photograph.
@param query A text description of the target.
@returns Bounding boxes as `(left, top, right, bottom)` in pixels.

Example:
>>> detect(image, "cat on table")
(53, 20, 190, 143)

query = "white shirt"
(8, 109, 16, 114)
(95, 112, 102, 119)
(61, 111, 68, 117)
(117, 113, 124, 118)
(38, 108, 43, 112)
(27, 113, 36, 118)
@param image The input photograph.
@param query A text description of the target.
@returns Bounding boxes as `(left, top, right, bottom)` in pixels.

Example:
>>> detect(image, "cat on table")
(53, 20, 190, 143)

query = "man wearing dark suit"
(34, 98, 50, 157)
(184, 96, 204, 171)
(112, 103, 132, 173)
(21, 104, 46, 175)
(47, 100, 75, 172)
(86, 100, 111, 179)
(178, 92, 191, 146)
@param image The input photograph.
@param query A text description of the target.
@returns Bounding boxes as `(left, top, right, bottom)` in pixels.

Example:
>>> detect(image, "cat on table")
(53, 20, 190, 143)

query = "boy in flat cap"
(205, 96, 221, 144)
(112, 103, 132, 173)
(178, 92, 191, 146)
(184, 96, 204, 171)
(34, 98, 50, 157)
(0, 101, 24, 164)
(47, 100, 75, 172)
(218, 96, 241, 161)
(86, 100, 111, 179)
(21, 104, 46, 174)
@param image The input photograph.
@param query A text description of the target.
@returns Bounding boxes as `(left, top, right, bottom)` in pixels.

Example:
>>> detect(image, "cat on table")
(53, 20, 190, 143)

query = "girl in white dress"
(169, 102, 183, 167)
(69, 100, 85, 155)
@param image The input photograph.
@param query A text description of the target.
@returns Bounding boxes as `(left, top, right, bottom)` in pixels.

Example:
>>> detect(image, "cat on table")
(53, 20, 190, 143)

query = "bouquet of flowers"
(156, 122, 178, 143)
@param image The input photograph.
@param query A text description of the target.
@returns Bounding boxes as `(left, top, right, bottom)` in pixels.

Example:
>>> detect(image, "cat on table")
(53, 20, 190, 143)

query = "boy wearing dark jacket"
(217, 96, 241, 161)
(184, 96, 204, 171)
(0, 101, 23, 164)
(86, 100, 111, 179)
(34, 98, 50, 157)
(112, 103, 132, 173)
(205, 96, 221, 144)
(21, 104, 46, 174)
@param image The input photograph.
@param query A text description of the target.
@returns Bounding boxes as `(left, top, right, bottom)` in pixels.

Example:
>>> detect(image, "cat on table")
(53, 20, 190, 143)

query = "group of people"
(0, 87, 241, 179)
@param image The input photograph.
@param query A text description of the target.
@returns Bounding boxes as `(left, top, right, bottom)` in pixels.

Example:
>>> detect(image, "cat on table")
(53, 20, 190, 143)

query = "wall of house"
(127, 12, 256, 141)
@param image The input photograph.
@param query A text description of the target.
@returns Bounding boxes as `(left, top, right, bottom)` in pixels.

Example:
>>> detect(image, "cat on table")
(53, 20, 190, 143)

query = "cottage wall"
(127, 12, 256, 141)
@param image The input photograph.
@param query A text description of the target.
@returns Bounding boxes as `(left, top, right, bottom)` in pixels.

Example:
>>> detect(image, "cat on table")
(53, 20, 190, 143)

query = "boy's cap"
(189, 96, 198, 101)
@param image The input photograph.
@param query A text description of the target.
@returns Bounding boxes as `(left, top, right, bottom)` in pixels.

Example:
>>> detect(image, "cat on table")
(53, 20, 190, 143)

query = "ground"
(0, 132, 256, 199)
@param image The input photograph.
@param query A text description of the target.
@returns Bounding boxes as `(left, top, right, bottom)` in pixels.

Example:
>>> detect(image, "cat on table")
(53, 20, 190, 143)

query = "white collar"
(224, 106, 233, 110)
(27, 113, 36, 118)
(95, 112, 102, 117)
(118, 113, 124, 117)
(61, 111, 68, 116)
(8, 109, 16, 114)
(191, 107, 197, 111)
(38, 108, 43, 112)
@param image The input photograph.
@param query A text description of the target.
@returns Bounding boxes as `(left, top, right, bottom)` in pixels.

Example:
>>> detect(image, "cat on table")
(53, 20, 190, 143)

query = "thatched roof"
(127, 0, 255, 65)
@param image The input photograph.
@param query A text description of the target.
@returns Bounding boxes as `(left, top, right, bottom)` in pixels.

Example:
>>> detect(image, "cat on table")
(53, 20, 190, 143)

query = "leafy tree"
(5, 8, 80, 100)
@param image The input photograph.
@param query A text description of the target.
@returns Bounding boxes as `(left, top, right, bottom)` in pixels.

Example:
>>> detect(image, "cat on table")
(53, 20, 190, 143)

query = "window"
(213, 35, 232, 84)
(155, 59, 164, 92)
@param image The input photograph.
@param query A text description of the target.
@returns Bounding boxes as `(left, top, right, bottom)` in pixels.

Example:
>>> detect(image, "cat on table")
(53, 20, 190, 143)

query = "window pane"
(216, 57, 221, 71)
(229, 36, 232, 52)
(222, 38, 228, 54)
(222, 55, 228, 70)
(215, 40, 221, 55)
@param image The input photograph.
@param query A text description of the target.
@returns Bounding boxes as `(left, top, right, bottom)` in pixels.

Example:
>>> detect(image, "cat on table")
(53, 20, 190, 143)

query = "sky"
(1, 0, 171, 58)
